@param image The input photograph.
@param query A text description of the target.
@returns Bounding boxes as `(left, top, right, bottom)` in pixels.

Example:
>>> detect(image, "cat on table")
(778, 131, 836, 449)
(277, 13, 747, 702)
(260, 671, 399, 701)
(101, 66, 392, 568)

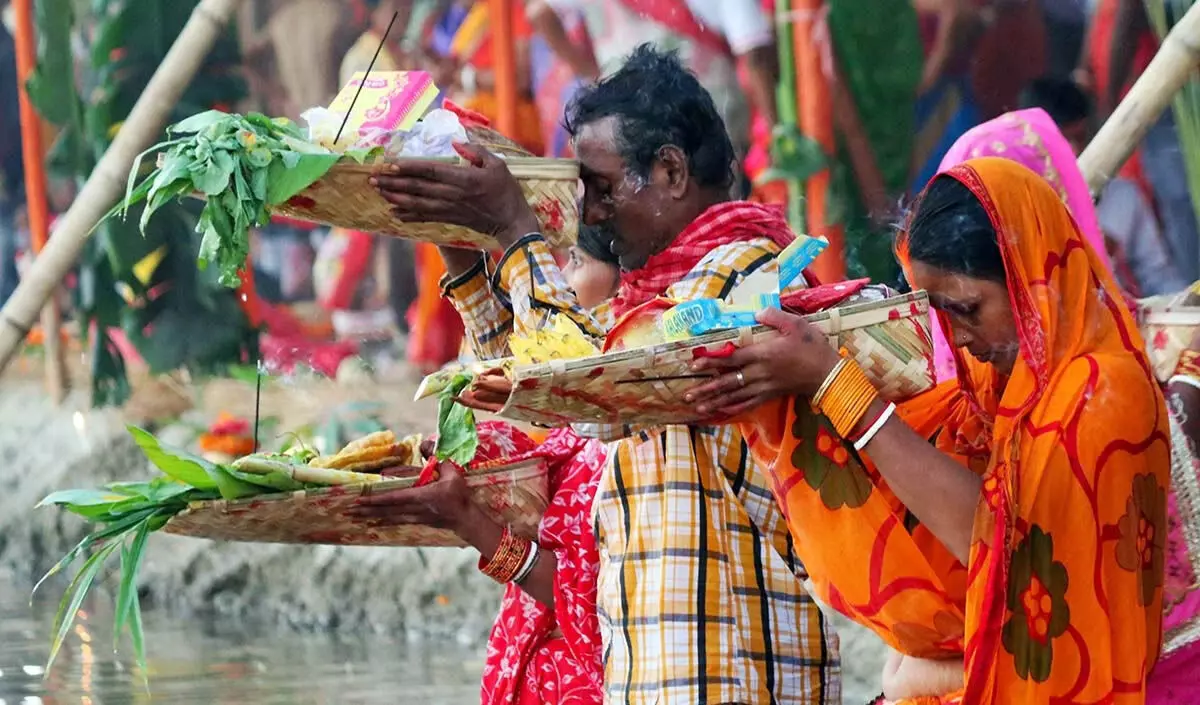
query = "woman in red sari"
(352, 422, 606, 705)
(349, 229, 620, 704)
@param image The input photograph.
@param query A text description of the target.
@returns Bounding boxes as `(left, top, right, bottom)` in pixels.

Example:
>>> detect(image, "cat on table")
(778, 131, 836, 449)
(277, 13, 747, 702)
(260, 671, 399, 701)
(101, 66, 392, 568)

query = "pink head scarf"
(928, 108, 1114, 381)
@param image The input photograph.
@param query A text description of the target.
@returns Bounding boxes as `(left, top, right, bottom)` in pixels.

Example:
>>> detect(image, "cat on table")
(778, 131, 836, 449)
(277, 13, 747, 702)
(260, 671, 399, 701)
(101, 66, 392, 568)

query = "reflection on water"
(0, 583, 482, 704)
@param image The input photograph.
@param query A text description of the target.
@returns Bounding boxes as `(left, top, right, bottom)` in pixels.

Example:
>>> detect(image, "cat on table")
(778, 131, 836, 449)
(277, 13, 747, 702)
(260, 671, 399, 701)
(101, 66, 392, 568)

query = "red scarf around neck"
(608, 201, 796, 319)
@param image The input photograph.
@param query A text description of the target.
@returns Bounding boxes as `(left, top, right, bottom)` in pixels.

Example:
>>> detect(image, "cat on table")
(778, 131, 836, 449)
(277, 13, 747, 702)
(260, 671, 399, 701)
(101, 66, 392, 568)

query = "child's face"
(563, 247, 619, 310)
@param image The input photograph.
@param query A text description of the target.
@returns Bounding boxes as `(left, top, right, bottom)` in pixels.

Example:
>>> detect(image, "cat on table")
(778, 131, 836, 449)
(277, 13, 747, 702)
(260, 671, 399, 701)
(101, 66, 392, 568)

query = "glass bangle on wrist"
(478, 528, 532, 584)
(1170, 374, 1200, 392)
(512, 543, 540, 585)
(852, 403, 896, 451)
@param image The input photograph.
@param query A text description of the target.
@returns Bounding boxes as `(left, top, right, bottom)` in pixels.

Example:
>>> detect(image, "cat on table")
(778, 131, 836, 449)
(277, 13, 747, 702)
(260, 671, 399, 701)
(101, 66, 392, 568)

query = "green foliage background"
(28, 0, 258, 405)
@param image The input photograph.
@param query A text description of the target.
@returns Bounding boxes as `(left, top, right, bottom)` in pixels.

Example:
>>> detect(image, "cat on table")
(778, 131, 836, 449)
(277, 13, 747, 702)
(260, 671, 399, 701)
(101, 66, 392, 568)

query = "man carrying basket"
(371, 45, 841, 704)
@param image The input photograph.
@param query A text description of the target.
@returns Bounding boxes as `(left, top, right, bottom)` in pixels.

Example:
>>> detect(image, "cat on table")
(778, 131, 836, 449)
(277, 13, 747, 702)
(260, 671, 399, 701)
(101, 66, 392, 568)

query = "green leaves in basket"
(35, 420, 332, 685)
(436, 373, 478, 466)
(225, 466, 305, 492)
(110, 111, 341, 287)
(38, 477, 195, 521)
(127, 425, 217, 490)
(265, 153, 339, 204)
(127, 425, 264, 499)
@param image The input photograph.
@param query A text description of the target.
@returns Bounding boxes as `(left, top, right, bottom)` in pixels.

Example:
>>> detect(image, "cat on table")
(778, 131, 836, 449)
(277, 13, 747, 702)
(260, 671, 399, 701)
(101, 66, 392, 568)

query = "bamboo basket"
(1138, 288, 1200, 383)
(1166, 410, 1200, 655)
(162, 457, 550, 548)
(271, 156, 579, 248)
(497, 291, 935, 428)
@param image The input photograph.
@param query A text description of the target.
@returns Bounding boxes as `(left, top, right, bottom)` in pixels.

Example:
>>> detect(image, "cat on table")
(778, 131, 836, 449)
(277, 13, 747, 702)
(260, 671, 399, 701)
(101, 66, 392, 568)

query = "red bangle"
(478, 528, 531, 584)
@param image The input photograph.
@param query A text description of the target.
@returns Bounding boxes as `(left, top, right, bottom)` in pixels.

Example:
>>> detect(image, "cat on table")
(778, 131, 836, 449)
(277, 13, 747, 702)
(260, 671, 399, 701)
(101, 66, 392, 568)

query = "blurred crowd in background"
(0, 0, 1194, 379)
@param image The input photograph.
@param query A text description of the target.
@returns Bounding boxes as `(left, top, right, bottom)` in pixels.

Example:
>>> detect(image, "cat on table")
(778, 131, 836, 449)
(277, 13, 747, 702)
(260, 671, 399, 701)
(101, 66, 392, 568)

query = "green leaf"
(191, 156, 233, 196)
(122, 139, 184, 217)
(265, 153, 339, 205)
(150, 152, 192, 195)
(103, 177, 152, 225)
(32, 507, 158, 600)
(250, 167, 268, 202)
(113, 518, 152, 650)
(245, 147, 273, 168)
(107, 477, 194, 503)
(46, 540, 120, 673)
(435, 373, 478, 465)
(127, 425, 218, 490)
(205, 464, 262, 500)
(25, 0, 78, 126)
(769, 126, 827, 183)
(225, 467, 304, 492)
(128, 574, 148, 686)
(169, 110, 230, 134)
(38, 488, 133, 508)
(342, 147, 383, 164)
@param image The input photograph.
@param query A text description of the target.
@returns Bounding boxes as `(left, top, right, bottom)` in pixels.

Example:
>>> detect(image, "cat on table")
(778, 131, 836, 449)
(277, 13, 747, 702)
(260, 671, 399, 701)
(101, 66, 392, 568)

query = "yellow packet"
(510, 314, 599, 365)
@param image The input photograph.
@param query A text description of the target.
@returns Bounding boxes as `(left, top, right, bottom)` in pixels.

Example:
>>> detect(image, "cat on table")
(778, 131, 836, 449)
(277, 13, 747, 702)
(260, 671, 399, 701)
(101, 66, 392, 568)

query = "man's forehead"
(573, 117, 623, 175)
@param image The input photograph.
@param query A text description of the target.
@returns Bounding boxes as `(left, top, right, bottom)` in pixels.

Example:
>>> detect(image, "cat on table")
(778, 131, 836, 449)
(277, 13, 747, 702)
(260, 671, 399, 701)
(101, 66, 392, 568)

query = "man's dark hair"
(564, 44, 735, 191)
(1019, 76, 1093, 126)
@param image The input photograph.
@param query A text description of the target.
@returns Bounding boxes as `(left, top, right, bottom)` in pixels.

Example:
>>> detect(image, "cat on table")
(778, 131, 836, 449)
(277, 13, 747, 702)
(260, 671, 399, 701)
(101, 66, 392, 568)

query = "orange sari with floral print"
(740, 157, 1170, 703)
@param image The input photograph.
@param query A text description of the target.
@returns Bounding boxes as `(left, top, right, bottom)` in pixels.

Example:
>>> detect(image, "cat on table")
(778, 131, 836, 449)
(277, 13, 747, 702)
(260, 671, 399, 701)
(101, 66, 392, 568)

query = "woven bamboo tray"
(162, 457, 549, 548)
(497, 291, 935, 427)
(1166, 411, 1200, 655)
(1138, 288, 1200, 382)
(272, 156, 579, 248)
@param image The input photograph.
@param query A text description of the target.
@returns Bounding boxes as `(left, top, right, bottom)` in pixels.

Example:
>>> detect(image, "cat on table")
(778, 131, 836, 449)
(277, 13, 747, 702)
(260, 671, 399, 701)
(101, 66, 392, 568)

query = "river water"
(0, 584, 482, 704)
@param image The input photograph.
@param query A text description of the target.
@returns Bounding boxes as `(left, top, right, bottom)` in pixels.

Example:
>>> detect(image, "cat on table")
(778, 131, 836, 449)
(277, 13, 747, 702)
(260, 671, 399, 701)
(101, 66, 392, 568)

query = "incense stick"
(253, 360, 264, 453)
(334, 10, 401, 146)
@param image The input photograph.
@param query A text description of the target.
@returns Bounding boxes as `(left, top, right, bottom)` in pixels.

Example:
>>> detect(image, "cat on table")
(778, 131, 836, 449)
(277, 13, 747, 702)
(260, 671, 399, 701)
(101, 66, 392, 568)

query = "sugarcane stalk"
(0, 0, 246, 375)
(1078, 0, 1200, 195)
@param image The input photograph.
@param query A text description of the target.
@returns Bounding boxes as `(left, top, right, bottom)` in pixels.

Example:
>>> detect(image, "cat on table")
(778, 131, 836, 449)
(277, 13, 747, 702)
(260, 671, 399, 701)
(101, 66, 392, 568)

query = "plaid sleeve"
(664, 239, 782, 302)
(441, 254, 514, 361)
(492, 234, 607, 343)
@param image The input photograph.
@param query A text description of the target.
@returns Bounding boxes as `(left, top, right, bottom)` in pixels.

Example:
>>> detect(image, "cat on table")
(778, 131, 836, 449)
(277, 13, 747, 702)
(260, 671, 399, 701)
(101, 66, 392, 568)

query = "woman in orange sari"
(687, 157, 1170, 702)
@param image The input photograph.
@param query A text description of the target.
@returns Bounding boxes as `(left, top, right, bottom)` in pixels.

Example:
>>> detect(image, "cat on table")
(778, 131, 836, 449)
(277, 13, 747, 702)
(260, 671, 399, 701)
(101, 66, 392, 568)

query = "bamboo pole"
(1077, 1, 1200, 195)
(12, 0, 66, 401)
(0, 0, 245, 376)
(489, 0, 518, 138)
